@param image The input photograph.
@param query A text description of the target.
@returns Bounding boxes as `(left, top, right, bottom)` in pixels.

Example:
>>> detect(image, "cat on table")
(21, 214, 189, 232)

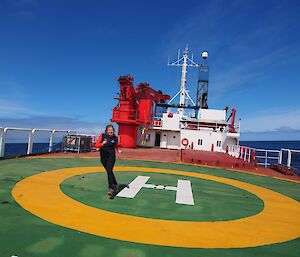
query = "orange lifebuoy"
(181, 138, 189, 146)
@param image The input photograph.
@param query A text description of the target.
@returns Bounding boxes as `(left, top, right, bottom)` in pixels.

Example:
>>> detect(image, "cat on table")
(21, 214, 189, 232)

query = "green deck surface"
(0, 158, 299, 257)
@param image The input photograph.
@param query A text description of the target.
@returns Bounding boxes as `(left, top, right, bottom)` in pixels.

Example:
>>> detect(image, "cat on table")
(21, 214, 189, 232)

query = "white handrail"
(0, 127, 4, 158)
(238, 145, 299, 170)
(280, 148, 300, 167)
(0, 127, 77, 158)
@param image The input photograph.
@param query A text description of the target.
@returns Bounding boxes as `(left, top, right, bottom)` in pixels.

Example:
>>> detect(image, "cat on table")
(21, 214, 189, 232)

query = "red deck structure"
(110, 76, 169, 148)
(29, 148, 300, 182)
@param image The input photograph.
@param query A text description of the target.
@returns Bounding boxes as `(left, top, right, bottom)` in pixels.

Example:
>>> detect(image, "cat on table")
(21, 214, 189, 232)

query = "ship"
(111, 47, 240, 158)
(0, 47, 299, 257)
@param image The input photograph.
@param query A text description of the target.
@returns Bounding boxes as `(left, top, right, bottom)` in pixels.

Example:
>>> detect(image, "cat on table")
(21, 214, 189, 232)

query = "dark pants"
(100, 150, 117, 189)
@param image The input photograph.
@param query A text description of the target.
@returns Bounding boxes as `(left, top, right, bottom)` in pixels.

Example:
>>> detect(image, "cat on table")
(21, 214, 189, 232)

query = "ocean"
(2, 141, 300, 174)
(241, 141, 300, 174)
(3, 142, 62, 157)
(241, 141, 300, 151)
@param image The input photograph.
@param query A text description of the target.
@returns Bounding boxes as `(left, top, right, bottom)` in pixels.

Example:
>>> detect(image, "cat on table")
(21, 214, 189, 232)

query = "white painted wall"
(159, 131, 180, 149)
(223, 135, 239, 157)
(160, 132, 167, 148)
(181, 129, 224, 151)
(136, 125, 239, 154)
(161, 113, 180, 131)
(167, 131, 180, 149)
(198, 109, 226, 121)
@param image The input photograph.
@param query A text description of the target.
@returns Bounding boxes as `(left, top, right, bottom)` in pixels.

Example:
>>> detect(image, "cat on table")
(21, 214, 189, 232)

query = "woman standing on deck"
(95, 124, 120, 196)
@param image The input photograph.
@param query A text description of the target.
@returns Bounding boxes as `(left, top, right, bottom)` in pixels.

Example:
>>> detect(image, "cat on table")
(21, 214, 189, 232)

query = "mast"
(168, 46, 199, 116)
(179, 48, 188, 112)
(197, 51, 209, 109)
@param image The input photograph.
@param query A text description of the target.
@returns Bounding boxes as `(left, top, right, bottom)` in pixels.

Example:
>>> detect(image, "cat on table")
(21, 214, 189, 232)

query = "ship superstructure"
(111, 47, 240, 157)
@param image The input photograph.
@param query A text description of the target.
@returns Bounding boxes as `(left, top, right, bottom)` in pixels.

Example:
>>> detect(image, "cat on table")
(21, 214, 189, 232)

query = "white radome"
(202, 51, 208, 59)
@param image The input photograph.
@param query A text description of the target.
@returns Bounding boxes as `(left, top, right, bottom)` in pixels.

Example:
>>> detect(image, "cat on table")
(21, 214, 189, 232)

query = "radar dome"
(202, 51, 208, 59)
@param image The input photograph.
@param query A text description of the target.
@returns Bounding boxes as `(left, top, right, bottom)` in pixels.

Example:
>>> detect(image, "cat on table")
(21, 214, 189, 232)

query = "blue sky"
(0, 0, 300, 141)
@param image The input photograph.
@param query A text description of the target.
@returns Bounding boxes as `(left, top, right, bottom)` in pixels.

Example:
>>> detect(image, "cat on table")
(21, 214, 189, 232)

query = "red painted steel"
(111, 76, 169, 148)
(37, 149, 300, 182)
(227, 108, 237, 133)
(118, 124, 138, 148)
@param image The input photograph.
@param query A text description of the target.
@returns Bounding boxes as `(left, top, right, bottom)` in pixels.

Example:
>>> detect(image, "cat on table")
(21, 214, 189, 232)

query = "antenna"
(167, 46, 199, 116)
(197, 51, 209, 109)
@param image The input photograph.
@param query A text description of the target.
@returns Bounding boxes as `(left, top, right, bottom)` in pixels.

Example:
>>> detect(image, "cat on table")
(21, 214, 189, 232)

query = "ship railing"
(179, 123, 224, 130)
(239, 146, 280, 167)
(225, 124, 240, 133)
(227, 145, 240, 158)
(280, 148, 300, 168)
(238, 146, 300, 170)
(252, 148, 280, 167)
(0, 127, 76, 158)
(177, 122, 240, 132)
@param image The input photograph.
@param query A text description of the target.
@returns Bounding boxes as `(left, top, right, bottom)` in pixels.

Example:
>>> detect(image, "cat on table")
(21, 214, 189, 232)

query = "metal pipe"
(27, 129, 34, 155)
(248, 148, 251, 163)
(279, 150, 282, 164)
(49, 131, 54, 152)
(77, 136, 81, 154)
(0, 127, 77, 158)
(287, 150, 292, 167)
(0, 128, 5, 158)
(265, 151, 268, 167)
(3, 127, 32, 131)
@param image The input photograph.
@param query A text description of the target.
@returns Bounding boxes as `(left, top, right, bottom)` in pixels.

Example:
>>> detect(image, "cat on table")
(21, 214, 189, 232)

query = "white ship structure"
(133, 47, 240, 156)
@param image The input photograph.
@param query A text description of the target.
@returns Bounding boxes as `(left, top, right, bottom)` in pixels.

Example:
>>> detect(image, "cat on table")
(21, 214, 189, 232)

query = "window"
(198, 139, 203, 145)
(217, 141, 221, 147)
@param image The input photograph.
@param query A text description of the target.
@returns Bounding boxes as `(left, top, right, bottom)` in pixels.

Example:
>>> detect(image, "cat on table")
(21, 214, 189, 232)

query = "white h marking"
(116, 176, 194, 205)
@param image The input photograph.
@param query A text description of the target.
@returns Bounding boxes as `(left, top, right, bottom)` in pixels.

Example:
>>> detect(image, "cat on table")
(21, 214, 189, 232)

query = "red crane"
(111, 75, 169, 148)
(226, 108, 237, 133)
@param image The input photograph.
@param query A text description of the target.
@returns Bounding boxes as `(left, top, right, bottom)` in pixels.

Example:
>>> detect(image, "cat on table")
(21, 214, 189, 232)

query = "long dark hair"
(105, 124, 115, 135)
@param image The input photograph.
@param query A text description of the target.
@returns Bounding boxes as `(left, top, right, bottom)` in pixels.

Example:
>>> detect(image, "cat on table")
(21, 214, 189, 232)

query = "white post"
(49, 130, 54, 152)
(77, 136, 81, 153)
(178, 50, 188, 116)
(287, 150, 292, 167)
(265, 151, 268, 167)
(248, 148, 251, 163)
(279, 150, 282, 164)
(27, 129, 34, 155)
(0, 128, 6, 158)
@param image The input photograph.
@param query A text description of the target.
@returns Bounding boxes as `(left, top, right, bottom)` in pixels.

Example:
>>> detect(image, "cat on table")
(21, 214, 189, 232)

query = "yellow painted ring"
(12, 166, 300, 248)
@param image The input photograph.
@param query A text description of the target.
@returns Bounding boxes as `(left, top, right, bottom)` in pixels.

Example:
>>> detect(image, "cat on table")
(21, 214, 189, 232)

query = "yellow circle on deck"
(12, 166, 300, 248)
